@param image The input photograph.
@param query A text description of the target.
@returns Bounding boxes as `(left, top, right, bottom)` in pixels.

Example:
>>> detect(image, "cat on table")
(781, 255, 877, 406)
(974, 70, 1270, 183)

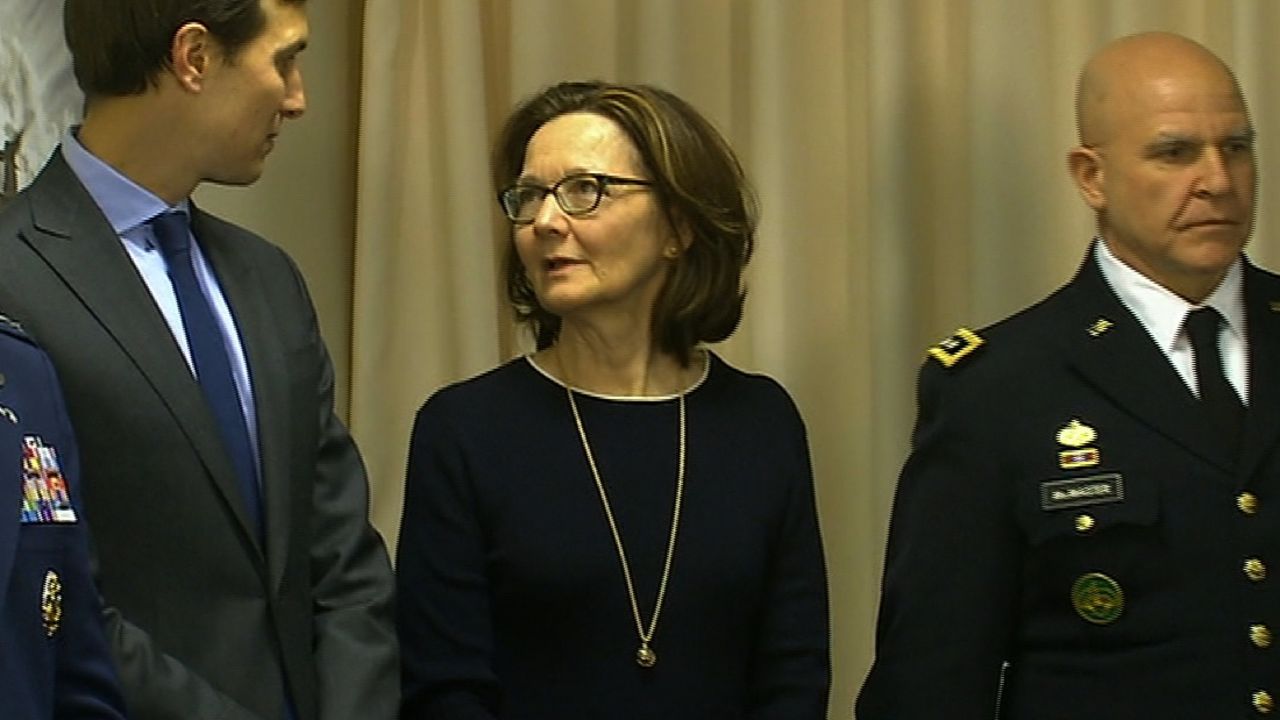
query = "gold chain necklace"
(565, 384, 685, 668)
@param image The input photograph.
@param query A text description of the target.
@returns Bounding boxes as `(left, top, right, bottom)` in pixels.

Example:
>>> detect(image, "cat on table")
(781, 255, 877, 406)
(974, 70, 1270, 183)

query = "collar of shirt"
(1094, 237, 1244, 353)
(61, 126, 190, 246)
(59, 128, 262, 459)
(1094, 237, 1248, 402)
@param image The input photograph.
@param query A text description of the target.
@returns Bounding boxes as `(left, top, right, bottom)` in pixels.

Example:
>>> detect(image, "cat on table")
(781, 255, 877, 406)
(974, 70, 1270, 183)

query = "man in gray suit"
(0, 1, 398, 718)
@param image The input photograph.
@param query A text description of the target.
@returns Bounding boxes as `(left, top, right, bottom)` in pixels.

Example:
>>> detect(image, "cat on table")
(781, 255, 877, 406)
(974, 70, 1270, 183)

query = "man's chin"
(205, 167, 266, 188)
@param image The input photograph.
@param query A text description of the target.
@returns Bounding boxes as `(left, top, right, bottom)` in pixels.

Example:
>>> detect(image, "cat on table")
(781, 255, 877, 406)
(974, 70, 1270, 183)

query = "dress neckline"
(524, 349, 712, 402)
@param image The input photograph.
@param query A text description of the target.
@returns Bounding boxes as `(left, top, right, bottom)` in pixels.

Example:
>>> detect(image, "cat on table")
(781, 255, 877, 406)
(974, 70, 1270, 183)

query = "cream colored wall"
(195, 0, 364, 420)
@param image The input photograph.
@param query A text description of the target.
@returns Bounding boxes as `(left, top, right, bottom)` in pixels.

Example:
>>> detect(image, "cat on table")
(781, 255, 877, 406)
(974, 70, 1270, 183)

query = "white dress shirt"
(1095, 238, 1248, 403)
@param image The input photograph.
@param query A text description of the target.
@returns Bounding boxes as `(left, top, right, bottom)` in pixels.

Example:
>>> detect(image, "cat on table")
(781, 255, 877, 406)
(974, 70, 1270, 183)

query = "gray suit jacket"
(0, 151, 398, 720)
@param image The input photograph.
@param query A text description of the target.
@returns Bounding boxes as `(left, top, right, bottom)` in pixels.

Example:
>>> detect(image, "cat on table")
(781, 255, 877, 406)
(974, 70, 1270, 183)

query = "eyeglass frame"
(497, 172, 654, 224)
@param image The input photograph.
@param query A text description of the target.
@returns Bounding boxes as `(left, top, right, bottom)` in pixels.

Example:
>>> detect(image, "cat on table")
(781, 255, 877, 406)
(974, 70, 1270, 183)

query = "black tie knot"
(1185, 306, 1224, 351)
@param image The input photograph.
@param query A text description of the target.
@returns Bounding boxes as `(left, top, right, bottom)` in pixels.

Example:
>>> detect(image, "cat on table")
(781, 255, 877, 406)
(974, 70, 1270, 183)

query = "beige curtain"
(353, 1, 1280, 714)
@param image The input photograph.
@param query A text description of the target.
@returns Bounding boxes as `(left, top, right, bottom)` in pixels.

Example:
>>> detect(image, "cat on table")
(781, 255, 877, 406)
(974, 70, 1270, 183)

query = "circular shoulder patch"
(1071, 572, 1124, 625)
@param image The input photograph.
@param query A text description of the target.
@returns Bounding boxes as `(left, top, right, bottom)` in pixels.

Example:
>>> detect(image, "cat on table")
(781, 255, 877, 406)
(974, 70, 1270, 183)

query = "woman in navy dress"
(397, 81, 829, 719)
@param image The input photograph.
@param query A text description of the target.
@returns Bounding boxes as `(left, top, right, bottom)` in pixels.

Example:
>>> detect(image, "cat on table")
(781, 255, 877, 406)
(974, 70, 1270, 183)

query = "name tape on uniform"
(1040, 473, 1124, 511)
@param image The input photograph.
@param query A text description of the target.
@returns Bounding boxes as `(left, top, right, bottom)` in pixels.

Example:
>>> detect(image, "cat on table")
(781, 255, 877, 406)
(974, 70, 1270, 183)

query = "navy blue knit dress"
(397, 352, 829, 719)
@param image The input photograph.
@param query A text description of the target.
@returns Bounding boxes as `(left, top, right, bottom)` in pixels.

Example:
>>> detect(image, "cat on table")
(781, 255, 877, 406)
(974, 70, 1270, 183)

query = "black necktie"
(1185, 306, 1245, 458)
(151, 212, 264, 540)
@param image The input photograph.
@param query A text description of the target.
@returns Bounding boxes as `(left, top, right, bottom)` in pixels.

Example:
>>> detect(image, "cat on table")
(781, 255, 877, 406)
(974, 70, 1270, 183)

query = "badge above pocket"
(1056, 418, 1101, 469)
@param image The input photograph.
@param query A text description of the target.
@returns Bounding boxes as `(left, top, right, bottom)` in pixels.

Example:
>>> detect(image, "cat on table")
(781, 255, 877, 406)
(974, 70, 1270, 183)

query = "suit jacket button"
(1254, 690, 1274, 713)
(1240, 492, 1260, 515)
(1245, 558, 1268, 582)
(1074, 514, 1095, 533)
(1252, 624, 1274, 649)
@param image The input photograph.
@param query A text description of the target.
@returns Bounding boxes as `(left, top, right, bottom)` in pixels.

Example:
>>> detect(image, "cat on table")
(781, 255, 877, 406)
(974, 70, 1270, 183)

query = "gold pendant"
(636, 642, 657, 668)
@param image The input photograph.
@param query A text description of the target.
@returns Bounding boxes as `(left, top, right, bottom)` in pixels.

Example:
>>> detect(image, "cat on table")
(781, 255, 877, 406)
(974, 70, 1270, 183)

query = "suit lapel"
(1059, 250, 1235, 474)
(194, 208, 289, 589)
(21, 156, 265, 558)
(1238, 263, 1280, 481)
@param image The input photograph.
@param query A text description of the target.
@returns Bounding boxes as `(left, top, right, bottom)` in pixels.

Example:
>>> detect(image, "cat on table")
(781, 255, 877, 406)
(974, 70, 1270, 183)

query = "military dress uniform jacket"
(0, 151, 398, 720)
(0, 318, 126, 719)
(857, 248, 1280, 719)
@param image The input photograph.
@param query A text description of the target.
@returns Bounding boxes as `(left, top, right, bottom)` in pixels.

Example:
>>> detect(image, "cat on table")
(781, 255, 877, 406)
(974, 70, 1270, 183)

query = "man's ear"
(171, 22, 214, 92)
(1068, 145, 1107, 212)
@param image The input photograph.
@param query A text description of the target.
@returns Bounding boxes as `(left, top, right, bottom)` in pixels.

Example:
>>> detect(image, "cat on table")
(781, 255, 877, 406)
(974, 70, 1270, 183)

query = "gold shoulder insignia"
(928, 327, 985, 368)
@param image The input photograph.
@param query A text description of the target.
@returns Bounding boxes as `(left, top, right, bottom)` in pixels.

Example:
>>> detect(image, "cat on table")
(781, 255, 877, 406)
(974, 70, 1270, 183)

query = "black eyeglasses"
(497, 172, 653, 224)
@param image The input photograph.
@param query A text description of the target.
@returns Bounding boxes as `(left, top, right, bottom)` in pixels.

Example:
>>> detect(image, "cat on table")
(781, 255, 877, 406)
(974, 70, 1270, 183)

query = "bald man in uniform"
(857, 32, 1278, 718)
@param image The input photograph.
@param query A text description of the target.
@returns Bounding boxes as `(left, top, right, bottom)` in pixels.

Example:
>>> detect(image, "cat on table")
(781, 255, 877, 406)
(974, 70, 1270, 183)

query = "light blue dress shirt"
(61, 130, 262, 475)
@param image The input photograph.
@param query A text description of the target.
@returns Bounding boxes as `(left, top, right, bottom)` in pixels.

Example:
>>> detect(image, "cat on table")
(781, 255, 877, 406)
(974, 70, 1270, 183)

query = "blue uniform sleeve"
(35, 344, 129, 719)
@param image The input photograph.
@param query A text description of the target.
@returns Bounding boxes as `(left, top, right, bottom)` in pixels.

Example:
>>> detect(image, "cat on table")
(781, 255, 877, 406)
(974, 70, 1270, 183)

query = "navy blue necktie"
(151, 212, 264, 540)
(1185, 307, 1245, 459)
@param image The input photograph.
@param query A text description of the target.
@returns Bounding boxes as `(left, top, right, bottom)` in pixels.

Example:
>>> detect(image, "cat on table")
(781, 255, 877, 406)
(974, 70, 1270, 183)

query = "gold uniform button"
(1246, 558, 1268, 582)
(1254, 690, 1274, 714)
(1240, 492, 1260, 515)
(1252, 624, 1274, 649)
(1074, 514, 1095, 533)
